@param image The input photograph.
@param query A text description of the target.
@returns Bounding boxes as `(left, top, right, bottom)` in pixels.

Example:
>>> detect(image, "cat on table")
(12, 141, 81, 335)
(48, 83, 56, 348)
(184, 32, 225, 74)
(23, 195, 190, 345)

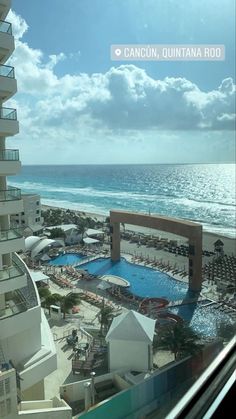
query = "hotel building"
(0, 2, 68, 417)
(11, 193, 44, 236)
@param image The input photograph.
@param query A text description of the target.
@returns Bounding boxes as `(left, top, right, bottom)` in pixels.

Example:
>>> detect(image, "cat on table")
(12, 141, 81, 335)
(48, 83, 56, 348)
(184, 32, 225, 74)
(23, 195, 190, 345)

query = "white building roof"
(29, 270, 50, 283)
(27, 224, 44, 233)
(86, 228, 104, 237)
(46, 224, 77, 232)
(25, 236, 42, 251)
(106, 310, 156, 343)
(83, 237, 100, 244)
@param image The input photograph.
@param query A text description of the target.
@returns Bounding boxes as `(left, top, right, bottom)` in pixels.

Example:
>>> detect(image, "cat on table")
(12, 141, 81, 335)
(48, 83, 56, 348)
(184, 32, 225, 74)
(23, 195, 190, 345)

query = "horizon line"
(21, 161, 235, 166)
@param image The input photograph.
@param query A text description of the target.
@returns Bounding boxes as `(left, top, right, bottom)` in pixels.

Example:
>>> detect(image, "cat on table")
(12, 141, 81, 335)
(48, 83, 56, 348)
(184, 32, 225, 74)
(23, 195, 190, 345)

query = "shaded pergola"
(109, 210, 202, 292)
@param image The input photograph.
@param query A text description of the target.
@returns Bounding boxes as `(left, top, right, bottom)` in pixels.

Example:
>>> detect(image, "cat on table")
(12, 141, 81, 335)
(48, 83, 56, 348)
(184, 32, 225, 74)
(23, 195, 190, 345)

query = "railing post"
(90, 371, 96, 405)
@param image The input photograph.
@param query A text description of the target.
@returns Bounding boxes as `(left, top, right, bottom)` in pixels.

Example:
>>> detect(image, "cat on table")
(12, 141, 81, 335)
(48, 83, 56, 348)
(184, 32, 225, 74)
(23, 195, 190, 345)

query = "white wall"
(19, 312, 57, 391)
(60, 372, 115, 403)
(1, 308, 57, 392)
(109, 340, 150, 372)
(1, 305, 41, 341)
(18, 408, 71, 419)
(0, 305, 41, 341)
(18, 397, 71, 419)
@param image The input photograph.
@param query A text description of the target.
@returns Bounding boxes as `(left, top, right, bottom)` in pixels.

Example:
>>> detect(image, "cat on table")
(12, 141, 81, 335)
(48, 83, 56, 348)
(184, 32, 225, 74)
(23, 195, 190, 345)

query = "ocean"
(9, 164, 236, 238)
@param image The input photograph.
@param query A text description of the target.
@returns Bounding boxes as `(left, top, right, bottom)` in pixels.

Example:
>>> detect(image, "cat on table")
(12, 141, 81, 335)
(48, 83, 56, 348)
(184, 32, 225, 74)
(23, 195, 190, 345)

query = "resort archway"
(109, 210, 202, 292)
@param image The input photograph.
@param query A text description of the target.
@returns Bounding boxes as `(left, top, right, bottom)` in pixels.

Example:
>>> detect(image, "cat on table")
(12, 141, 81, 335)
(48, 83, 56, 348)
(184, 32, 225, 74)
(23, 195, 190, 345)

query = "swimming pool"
(79, 257, 235, 338)
(79, 257, 188, 301)
(48, 252, 85, 266)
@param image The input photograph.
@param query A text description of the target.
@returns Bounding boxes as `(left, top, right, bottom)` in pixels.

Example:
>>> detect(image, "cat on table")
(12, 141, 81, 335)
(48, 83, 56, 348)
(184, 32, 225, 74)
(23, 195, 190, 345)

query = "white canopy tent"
(83, 237, 100, 245)
(106, 310, 156, 372)
(25, 236, 41, 252)
(31, 238, 61, 258)
(106, 310, 155, 343)
(86, 228, 104, 237)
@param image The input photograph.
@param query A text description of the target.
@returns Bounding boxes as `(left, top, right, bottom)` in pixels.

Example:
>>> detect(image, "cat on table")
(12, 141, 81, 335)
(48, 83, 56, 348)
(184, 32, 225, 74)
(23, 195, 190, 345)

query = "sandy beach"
(42, 204, 236, 256)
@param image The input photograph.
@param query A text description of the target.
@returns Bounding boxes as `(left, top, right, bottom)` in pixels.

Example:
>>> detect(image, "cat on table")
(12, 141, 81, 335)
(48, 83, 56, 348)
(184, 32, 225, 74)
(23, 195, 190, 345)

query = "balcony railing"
(0, 63, 15, 78)
(0, 261, 25, 282)
(0, 149, 19, 161)
(0, 187, 21, 201)
(0, 291, 27, 320)
(0, 256, 38, 321)
(0, 19, 12, 34)
(13, 254, 39, 308)
(0, 228, 22, 242)
(0, 107, 17, 120)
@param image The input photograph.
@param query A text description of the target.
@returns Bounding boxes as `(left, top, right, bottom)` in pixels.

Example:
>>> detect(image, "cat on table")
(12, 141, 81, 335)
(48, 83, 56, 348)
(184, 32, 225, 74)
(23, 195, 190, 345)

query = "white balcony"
(0, 255, 57, 392)
(0, 20, 14, 63)
(18, 311, 57, 391)
(0, 107, 19, 136)
(0, 299, 41, 339)
(0, 309, 57, 392)
(0, 64, 17, 101)
(0, 262, 27, 293)
(0, 0, 11, 21)
(0, 160, 21, 175)
(0, 187, 23, 215)
(0, 149, 21, 175)
(0, 228, 25, 253)
(0, 255, 40, 340)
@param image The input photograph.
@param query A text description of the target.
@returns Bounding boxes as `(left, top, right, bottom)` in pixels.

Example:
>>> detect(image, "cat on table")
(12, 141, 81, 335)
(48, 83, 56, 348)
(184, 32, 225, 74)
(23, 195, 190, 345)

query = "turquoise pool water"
(79, 257, 188, 301)
(170, 302, 235, 338)
(79, 257, 234, 337)
(48, 252, 85, 266)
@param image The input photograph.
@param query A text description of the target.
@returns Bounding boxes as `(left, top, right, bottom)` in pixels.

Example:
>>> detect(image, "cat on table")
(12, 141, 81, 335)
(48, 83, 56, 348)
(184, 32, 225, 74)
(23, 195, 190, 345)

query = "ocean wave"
(202, 223, 236, 239)
(42, 199, 109, 216)
(9, 180, 236, 208)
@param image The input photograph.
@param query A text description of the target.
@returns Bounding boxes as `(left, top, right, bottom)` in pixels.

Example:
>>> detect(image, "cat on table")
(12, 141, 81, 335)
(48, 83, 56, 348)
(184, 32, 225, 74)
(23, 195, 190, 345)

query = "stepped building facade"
(0, 1, 57, 414)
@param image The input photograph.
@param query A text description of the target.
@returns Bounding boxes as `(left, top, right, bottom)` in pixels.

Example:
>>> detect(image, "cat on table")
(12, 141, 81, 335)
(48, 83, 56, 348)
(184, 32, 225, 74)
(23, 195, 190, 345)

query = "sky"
(6, 0, 236, 164)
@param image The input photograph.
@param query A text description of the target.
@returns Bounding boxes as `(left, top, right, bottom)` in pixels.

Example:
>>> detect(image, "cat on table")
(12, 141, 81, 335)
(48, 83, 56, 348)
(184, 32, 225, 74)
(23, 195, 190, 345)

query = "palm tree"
(76, 218, 87, 242)
(155, 323, 202, 360)
(99, 300, 115, 335)
(38, 287, 51, 300)
(49, 227, 66, 239)
(39, 289, 62, 315)
(57, 292, 81, 319)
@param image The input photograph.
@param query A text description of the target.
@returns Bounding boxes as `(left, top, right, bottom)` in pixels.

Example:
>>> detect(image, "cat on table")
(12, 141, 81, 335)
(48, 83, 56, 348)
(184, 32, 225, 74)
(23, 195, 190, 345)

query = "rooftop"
(106, 310, 156, 343)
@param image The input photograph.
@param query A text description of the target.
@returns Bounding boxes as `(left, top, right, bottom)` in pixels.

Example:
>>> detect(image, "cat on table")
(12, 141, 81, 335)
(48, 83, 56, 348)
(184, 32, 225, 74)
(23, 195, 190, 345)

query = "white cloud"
(10, 54, 235, 131)
(8, 10, 28, 40)
(46, 53, 66, 70)
(5, 11, 236, 163)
